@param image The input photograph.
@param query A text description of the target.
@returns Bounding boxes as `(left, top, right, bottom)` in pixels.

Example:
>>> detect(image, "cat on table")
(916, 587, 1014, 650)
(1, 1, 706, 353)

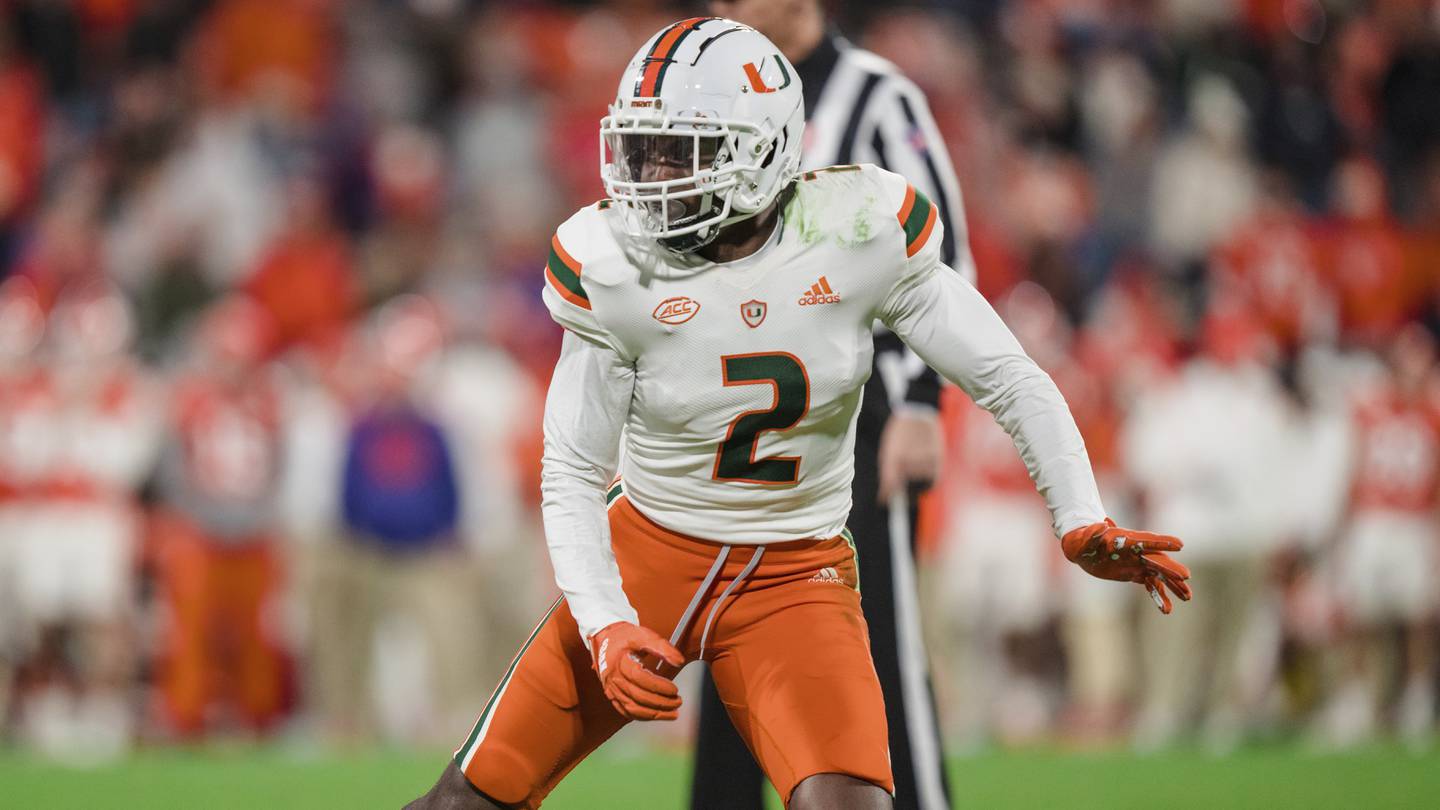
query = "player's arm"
(540, 331, 637, 636)
(540, 221, 684, 719)
(875, 178, 1190, 612)
(540, 332, 684, 720)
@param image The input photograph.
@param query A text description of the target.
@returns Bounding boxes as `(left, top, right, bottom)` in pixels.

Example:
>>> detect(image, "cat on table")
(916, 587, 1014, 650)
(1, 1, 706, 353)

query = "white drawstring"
(668, 545, 732, 648)
(697, 546, 766, 660)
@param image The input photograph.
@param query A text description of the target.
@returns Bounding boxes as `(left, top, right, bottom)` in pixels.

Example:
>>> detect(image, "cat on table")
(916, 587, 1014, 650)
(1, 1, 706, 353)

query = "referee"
(692, 3, 975, 809)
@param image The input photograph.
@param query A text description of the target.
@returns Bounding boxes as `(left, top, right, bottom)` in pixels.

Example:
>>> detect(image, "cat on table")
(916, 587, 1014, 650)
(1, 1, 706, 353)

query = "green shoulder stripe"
(900, 187, 934, 250)
(546, 234, 590, 309)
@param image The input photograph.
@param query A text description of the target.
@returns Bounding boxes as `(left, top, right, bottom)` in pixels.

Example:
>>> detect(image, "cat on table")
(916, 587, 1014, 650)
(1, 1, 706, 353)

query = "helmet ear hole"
(759, 125, 788, 170)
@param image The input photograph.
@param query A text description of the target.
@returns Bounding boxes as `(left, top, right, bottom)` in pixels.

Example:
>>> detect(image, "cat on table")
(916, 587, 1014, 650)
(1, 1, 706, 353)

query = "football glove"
(589, 621, 685, 721)
(1062, 519, 1192, 614)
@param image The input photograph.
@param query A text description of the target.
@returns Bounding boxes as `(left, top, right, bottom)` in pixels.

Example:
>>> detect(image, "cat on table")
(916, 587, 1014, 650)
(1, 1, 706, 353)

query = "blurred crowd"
(2, 0, 1440, 763)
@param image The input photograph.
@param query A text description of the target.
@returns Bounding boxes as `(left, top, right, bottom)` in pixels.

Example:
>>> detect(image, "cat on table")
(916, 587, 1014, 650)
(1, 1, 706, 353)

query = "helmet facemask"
(601, 99, 778, 254)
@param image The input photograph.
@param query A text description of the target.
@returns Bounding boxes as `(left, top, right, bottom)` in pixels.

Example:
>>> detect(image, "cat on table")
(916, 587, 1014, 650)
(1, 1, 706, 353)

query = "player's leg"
(708, 536, 893, 807)
(1393, 518, 1438, 743)
(50, 504, 137, 759)
(689, 666, 767, 810)
(406, 760, 506, 810)
(228, 538, 286, 732)
(1320, 518, 1389, 746)
(790, 774, 892, 809)
(417, 492, 709, 807)
(152, 512, 212, 736)
(411, 597, 627, 809)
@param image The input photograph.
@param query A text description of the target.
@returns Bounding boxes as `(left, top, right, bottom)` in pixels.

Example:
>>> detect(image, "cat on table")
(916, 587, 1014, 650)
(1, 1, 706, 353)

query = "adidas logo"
(798, 276, 841, 306)
(808, 566, 844, 584)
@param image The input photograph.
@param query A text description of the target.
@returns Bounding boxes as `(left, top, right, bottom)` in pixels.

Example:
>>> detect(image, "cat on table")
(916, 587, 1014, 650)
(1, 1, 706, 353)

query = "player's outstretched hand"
(1061, 519, 1192, 614)
(589, 622, 686, 721)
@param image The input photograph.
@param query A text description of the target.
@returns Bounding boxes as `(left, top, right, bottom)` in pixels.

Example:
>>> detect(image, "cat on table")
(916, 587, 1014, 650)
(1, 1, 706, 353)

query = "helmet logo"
(743, 55, 791, 94)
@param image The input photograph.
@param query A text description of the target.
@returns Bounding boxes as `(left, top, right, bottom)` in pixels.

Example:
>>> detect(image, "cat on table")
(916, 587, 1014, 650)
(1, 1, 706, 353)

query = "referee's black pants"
(689, 361, 952, 810)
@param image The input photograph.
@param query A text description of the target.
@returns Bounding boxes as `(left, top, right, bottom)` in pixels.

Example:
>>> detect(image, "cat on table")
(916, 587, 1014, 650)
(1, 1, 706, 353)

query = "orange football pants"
(151, 512, 287, 736)
(454, 489, 892, 807)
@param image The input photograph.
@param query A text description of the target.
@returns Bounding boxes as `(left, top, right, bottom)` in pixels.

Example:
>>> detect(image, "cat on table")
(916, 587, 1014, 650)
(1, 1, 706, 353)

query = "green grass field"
(1, 743, 1435, 808)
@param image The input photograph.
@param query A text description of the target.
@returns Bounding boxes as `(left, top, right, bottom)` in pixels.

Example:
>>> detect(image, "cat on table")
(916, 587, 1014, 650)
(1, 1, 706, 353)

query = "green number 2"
(711, 352, 811, 484)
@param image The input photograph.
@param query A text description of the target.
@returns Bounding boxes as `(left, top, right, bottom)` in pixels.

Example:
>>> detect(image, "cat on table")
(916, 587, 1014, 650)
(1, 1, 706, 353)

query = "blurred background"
(1, 0, 1440, 807)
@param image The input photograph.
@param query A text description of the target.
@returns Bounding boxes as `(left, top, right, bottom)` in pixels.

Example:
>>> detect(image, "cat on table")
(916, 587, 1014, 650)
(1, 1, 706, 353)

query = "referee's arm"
(865, 72, 975, 413)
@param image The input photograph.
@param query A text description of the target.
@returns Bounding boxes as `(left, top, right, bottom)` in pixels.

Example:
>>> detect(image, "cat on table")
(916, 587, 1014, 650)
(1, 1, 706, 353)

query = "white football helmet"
(600, 17, 804, 253)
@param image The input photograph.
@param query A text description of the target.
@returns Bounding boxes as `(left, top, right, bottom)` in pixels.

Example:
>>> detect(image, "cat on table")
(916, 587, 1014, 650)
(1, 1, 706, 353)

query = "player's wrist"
(587, 620, 635, 658)
(1059, 519, 1107, 558)
(575, 602, 641, 647)
(891, 402, 939, 419)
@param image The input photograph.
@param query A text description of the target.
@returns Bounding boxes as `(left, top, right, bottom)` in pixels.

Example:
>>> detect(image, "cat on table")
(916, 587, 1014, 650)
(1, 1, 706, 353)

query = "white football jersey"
(539, 163, 1107, 636)
(543, 164, 946, 543)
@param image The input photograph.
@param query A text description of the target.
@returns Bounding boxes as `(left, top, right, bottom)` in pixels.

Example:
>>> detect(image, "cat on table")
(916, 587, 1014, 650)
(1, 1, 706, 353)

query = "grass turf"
(0, 743, 1435, 808)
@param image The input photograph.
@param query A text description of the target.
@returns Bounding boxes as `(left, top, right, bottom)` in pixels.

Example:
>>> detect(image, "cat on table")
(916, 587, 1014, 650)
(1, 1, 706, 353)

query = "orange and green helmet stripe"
(896, 185, 938, 258)
(544, 234, 590, 311)
(634, 17, 714, 98)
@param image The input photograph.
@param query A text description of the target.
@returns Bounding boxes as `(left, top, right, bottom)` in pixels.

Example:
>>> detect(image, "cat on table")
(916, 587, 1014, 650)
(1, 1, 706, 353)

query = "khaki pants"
(308, 539, 485, 744)
(1134, 556, 1266, 746)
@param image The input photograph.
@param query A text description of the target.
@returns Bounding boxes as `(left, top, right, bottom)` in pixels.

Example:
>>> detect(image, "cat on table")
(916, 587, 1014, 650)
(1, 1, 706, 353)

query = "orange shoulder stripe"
(551, 234, 582, 275)
(895, 185, 917, 227)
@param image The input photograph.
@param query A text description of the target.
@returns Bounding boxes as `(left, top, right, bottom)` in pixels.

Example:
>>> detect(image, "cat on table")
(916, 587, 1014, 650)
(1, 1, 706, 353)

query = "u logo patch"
(743, 55, 792, 94)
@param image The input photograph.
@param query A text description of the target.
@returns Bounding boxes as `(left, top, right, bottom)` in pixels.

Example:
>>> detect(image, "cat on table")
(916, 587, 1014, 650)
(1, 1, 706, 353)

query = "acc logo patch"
(653, 296, 700, 325)
(741, 299, 767, 329)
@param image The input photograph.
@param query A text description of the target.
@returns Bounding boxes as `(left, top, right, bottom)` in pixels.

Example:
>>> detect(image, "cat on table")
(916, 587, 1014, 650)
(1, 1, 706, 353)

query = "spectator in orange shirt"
(195, 0, 337, 115)
(243, 175, 357, 354)
(0, 22, 44, 256)
(1211, 175, 1334, 358)
(1317, 157, 1426, 346)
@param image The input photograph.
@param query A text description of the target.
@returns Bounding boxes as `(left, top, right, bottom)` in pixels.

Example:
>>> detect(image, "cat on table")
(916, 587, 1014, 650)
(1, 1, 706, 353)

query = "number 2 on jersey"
(712, 352, 811, 484)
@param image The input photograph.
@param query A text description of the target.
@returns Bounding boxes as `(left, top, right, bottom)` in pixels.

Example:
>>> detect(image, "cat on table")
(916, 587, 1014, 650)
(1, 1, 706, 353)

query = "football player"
(1322, 324, 1440, 746)
(13, 280, 158, 760)
(408, 19, 1189, 810)
(0, 277, 48, 744)
(152, 297, 288, 737)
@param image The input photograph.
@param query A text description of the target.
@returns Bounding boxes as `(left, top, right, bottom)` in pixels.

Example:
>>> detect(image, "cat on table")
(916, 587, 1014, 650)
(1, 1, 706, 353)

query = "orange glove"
(1062, 519, 1192, 614)
(589, 622, 685, 721)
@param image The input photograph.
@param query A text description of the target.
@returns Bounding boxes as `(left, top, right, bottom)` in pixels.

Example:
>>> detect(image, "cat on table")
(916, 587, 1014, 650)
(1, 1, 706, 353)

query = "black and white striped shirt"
(794, 33, 975, 411)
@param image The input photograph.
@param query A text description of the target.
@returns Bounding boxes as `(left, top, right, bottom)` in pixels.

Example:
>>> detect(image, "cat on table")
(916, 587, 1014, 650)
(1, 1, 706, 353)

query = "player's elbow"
(539, 451, 611, 502)
(970, 355, 1058, 415)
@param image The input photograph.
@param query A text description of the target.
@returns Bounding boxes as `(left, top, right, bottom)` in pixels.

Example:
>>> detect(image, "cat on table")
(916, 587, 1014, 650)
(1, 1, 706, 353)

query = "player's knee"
(787, 772, 893, 810)
(405, 760, 510, 810)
